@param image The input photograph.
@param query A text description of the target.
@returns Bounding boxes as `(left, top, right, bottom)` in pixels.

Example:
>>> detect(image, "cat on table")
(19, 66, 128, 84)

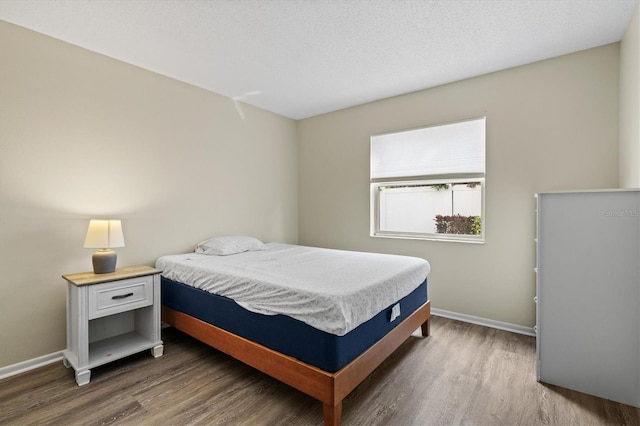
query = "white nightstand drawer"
(88, 276, 153, 320)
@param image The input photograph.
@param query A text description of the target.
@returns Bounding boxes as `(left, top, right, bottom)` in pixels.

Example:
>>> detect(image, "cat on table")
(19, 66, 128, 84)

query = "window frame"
(370, 117, 486, 244)
(371, 177, 485, 243)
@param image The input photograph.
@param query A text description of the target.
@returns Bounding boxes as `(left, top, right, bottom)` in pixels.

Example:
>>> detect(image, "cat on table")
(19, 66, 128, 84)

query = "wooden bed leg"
(323, 401, 342, 426)
(421, 317, 431, 337)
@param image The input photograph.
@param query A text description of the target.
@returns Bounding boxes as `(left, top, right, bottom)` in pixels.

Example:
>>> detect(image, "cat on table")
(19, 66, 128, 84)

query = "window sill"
(370, 233, 485, 244)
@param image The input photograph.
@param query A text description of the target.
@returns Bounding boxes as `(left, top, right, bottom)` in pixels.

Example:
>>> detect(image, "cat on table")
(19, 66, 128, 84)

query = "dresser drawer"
(88, 276, 153, 320)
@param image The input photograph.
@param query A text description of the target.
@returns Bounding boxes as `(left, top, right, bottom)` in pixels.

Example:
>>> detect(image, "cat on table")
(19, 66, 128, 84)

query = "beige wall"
(620, 4, 640, 188)
(0, 21, 298, 368)
(298, 44, 620, 328)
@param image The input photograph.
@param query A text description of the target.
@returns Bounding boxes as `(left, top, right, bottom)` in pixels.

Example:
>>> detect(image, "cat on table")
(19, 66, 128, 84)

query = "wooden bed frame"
(162, 300, 430, 426)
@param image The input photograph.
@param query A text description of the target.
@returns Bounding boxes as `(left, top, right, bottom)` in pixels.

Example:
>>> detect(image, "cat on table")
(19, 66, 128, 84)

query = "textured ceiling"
(1, 0, 638, 119)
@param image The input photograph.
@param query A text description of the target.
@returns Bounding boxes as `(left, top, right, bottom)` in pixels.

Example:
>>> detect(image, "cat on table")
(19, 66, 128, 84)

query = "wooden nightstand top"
(62, 265, 161, 286)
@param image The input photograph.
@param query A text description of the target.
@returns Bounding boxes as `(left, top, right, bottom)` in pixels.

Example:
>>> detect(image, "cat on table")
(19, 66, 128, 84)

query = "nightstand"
(62, 265, 163, 386)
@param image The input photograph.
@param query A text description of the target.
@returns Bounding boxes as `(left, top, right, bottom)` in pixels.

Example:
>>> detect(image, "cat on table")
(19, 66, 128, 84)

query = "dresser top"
(62, 265, 161, 286)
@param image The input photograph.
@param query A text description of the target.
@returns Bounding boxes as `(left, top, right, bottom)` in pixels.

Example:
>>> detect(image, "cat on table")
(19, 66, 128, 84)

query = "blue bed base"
(161, 277, 428, 372)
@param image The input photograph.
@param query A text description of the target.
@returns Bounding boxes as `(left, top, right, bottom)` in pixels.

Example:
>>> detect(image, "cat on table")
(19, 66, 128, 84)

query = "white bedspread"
(156, 243, 430, 336)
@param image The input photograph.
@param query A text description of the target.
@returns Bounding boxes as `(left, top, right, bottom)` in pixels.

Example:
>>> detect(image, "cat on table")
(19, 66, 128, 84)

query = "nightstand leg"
(151, 344, 164, 358)
(75, 369, 91, 386)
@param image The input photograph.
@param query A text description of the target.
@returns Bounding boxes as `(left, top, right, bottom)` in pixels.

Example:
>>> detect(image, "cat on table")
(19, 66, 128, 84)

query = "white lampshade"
(83, 220, 125, 249)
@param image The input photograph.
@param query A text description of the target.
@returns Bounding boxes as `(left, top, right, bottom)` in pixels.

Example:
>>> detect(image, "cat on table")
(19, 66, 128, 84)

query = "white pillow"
(195, 236, 267, 256)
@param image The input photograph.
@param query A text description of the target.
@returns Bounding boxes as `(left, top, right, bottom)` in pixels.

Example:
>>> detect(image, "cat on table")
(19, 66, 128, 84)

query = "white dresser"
(535, 189, 639, 408)
(62, 265, 164, 386)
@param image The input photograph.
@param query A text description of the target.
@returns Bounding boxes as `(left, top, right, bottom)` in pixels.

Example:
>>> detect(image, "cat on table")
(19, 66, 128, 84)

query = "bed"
(157, 237, 431, 425)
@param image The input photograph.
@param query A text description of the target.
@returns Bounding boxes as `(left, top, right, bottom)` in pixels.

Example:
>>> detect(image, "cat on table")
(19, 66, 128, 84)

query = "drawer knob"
(111, 292, 134, 300)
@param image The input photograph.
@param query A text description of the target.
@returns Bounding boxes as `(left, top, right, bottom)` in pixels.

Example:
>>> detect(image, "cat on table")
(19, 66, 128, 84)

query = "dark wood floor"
(1, 316, 638, 425)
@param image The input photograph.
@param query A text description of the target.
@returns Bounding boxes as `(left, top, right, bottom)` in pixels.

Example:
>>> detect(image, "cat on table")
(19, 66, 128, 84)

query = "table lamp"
(83, 219, 125, 274)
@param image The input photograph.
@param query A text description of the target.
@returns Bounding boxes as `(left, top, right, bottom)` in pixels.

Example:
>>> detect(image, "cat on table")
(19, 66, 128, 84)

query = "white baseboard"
(0, 351, 63, 381)
(431, 308, 536, 337)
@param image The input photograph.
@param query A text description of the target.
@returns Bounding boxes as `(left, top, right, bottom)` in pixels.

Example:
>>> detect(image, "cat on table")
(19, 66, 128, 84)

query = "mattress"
(156, 243, 430, 335)
(161, 276, 428, 372)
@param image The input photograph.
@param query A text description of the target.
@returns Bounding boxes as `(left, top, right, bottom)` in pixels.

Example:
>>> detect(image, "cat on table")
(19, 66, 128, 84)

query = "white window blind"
(370, 117, 485, 179)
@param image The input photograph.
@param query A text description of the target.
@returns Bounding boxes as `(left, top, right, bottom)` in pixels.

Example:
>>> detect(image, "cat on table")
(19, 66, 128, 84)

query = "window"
(370, 117, 485, 242)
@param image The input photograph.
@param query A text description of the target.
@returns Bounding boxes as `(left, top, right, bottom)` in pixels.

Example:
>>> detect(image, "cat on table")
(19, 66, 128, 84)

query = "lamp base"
(92, 249, 117, 274)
